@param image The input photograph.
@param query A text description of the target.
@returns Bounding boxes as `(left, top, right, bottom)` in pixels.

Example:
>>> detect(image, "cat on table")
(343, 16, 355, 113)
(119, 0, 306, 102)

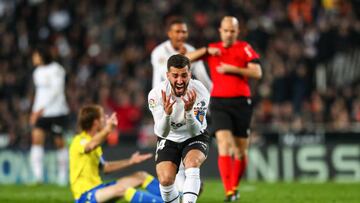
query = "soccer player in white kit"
(29, 46, 69, 185)
(151, 18, 212, 195)
(151, 18, 212, 91)
(148, 54, 210, 203)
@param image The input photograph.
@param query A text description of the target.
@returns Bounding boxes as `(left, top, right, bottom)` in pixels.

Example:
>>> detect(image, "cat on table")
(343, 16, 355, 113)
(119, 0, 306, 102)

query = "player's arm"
(148, 90, 175, 137)
(218, 43, 262, 79)
(102, 152, 153, 173)
(84, 113, 117, 153)
(186, 47, 220, 62)
(217, 60, 262, 79)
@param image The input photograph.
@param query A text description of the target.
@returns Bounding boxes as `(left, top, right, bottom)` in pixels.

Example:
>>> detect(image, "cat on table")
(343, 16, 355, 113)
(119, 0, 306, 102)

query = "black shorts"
(155, 132, 210, 168)
(210, 97, 253, 137)
(34, 115, 69, 136)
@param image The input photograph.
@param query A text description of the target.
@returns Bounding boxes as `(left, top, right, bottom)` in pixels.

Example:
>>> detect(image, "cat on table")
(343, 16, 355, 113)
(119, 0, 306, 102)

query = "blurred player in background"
(148, 54, 210, 203)
(151, 17, 212, 91)
(187, 16, 262, 201)
(69, 105, 163, 203)
(151, 17, 212, 195)
(29, 45, 69, 185)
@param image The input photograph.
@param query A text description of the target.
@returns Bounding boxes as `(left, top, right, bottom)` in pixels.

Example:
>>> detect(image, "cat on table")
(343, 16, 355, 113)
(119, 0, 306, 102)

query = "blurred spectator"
(109, 87, 142, 143)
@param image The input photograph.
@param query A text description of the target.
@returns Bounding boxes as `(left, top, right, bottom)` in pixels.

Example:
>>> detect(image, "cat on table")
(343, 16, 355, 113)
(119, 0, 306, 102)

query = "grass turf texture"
(0, 180, 359, 203)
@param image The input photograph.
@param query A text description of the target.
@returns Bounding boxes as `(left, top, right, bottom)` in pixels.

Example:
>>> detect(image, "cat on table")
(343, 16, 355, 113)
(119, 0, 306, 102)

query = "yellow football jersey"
(69, 131, 103, 199)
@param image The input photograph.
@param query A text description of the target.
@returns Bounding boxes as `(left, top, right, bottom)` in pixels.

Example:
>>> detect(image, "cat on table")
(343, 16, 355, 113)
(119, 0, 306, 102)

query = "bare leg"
(216, 130, 235, 156)
(95, 171, 147, 202)
(156, 161, 179, 203)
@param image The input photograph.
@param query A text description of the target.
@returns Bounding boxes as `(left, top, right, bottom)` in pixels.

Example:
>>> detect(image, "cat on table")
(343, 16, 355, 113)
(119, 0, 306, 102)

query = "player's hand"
(105, 113, 118, 131)
(129, 151, 153, 164)
(29, 109, 44, 126)
(178, 44, 187, 55)
(181, 89, 197, 112)
(207, 47, 221, 56)
(217, 62, 238, 74)
(162, 90, 176, 115)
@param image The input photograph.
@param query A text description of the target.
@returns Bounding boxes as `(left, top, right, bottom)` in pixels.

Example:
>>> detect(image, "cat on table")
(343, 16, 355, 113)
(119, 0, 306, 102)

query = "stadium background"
(0, 0, 359, 202)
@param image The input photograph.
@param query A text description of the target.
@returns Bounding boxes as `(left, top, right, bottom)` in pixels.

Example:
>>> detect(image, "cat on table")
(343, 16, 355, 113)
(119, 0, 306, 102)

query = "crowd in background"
(0, 0, 360, 149)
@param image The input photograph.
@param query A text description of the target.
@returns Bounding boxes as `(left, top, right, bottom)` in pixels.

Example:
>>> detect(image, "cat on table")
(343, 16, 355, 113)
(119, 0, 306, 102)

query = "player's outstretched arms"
(84, 113, 118, 153)
(186, 47, 207, 62)
(102, 152, 153, 173)
(129, 151, 153, 164)
(186, 47, 220, 62)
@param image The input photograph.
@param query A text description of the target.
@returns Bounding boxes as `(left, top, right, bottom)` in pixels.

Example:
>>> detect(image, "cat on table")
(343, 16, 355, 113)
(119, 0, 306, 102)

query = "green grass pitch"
(1, 180, 359, 203)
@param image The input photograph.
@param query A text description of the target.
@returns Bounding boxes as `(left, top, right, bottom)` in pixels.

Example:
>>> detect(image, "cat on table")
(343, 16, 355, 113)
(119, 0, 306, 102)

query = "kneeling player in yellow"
(69, 105, 163, 203)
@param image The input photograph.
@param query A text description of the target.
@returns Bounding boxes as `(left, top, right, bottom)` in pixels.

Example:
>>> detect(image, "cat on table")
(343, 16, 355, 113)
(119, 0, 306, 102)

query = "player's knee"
(133, 171, 148, 181)
(184, 158, 202, 168)
(114, 184, 127, 197)
(217, 138, 230, 148)
(158, 173, 175, 186)
(31, 129, 44, 145)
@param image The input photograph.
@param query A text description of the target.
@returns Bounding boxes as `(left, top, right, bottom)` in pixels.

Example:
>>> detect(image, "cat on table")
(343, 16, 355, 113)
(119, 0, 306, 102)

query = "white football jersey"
(32, 62, 69, 117)
(148, 79, 210, 143)
(151, 40, 212, 91)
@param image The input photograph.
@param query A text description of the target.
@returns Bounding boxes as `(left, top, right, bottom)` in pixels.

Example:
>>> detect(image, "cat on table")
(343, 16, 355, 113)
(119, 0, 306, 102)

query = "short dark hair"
(167, 54, 190, 70)
(33, 45, 53, 65)
(166, 17, 186, 31)
(78, 105, 102, 131)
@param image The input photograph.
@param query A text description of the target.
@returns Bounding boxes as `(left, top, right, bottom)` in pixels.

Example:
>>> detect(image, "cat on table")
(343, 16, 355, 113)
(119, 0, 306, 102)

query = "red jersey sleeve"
(243, 43, 260, 63)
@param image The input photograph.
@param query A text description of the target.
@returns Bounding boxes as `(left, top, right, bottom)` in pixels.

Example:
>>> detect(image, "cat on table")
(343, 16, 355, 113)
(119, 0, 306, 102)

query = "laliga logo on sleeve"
(149, 99, 156, 109)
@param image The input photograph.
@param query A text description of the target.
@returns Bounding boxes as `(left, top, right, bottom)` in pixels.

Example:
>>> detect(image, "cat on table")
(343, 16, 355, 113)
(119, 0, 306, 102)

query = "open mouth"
(174, 83, 185, 96)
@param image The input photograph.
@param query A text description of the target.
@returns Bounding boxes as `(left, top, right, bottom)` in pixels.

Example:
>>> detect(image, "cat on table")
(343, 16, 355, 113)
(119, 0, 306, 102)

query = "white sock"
(175, 161, 186, 193)
(57, 148, 68, 185)
(30, 145, 44, 182)
(159, 184, 180, 203)
(183, 168, 200, 203)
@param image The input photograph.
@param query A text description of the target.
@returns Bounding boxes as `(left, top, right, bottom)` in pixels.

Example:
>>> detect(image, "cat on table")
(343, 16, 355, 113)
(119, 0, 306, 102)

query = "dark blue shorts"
(76, 181, 117, 203)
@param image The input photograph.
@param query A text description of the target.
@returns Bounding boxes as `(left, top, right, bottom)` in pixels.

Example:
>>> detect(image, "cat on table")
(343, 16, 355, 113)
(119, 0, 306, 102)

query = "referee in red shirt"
(187, 16, 262, 202)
